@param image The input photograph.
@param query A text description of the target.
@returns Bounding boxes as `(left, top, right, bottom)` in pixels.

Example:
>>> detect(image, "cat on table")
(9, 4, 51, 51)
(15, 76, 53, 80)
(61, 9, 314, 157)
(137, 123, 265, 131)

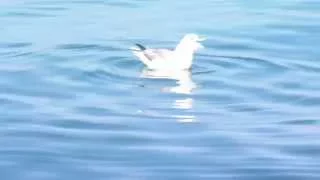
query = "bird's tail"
(130, 43, 146, 51)
(135, 43, 146, 50)
(130, 43, 152, 67)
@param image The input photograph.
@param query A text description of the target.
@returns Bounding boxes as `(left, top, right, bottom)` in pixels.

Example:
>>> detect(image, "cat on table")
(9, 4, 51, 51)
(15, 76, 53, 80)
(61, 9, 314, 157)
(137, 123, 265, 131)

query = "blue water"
(1, 0, 320, 179)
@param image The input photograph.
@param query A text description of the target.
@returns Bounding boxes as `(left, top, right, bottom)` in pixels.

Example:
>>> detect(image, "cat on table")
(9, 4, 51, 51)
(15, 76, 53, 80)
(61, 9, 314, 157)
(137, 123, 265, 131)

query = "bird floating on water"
(130, 33, 206, 70)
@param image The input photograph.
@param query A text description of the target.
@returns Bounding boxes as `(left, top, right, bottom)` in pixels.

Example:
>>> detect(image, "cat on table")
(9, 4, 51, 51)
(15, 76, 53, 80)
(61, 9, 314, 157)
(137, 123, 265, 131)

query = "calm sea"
(0, 0, 319, 179)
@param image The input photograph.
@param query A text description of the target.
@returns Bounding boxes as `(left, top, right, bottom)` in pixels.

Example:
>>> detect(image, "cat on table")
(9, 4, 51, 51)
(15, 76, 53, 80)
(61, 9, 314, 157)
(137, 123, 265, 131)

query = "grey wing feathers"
(143, 49, 173, 61)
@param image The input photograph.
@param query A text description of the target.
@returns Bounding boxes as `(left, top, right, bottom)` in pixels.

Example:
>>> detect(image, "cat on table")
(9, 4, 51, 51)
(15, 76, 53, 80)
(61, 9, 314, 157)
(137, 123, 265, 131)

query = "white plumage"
(130, 33, 206, 70)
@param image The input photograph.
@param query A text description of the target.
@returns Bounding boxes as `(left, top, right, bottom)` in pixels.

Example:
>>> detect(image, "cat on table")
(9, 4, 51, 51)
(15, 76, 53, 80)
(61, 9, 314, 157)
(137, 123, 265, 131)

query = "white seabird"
(130, 33, 206, 70)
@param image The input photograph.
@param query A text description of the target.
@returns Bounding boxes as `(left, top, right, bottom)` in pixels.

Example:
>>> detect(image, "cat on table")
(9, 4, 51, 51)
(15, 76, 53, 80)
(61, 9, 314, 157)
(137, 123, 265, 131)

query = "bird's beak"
(196, 42, 204, 49)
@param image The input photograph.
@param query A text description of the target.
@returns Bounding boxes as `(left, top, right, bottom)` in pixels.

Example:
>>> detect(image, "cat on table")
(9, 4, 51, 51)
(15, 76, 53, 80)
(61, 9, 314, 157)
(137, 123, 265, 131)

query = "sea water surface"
(0, 0, 320, 179)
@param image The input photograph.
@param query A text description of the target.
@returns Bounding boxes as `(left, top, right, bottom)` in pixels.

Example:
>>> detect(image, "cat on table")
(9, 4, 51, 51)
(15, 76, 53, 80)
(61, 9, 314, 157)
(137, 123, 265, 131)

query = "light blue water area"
(0, 0, 320, 179)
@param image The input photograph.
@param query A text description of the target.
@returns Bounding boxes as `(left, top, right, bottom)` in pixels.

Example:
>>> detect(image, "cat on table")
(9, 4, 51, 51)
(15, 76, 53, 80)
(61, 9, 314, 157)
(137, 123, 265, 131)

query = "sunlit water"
(0, 0, 320, 179)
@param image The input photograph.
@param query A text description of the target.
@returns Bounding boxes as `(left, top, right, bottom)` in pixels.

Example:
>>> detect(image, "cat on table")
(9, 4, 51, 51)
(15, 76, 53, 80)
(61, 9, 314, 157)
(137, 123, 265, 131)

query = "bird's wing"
(143, 49, 174, 61)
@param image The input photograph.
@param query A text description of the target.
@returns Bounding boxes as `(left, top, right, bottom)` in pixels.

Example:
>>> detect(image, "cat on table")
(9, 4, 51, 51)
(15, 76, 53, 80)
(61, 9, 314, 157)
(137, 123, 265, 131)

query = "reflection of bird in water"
(140, 68, 197, 94)
(130, 33, 206, 70)
(173, 98, 194, 109)
(140, 68, 197, 123)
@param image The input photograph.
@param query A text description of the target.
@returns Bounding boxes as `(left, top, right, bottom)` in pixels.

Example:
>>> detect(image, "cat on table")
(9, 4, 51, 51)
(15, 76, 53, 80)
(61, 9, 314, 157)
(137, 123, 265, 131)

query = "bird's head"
(179, 33, 206, 52)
